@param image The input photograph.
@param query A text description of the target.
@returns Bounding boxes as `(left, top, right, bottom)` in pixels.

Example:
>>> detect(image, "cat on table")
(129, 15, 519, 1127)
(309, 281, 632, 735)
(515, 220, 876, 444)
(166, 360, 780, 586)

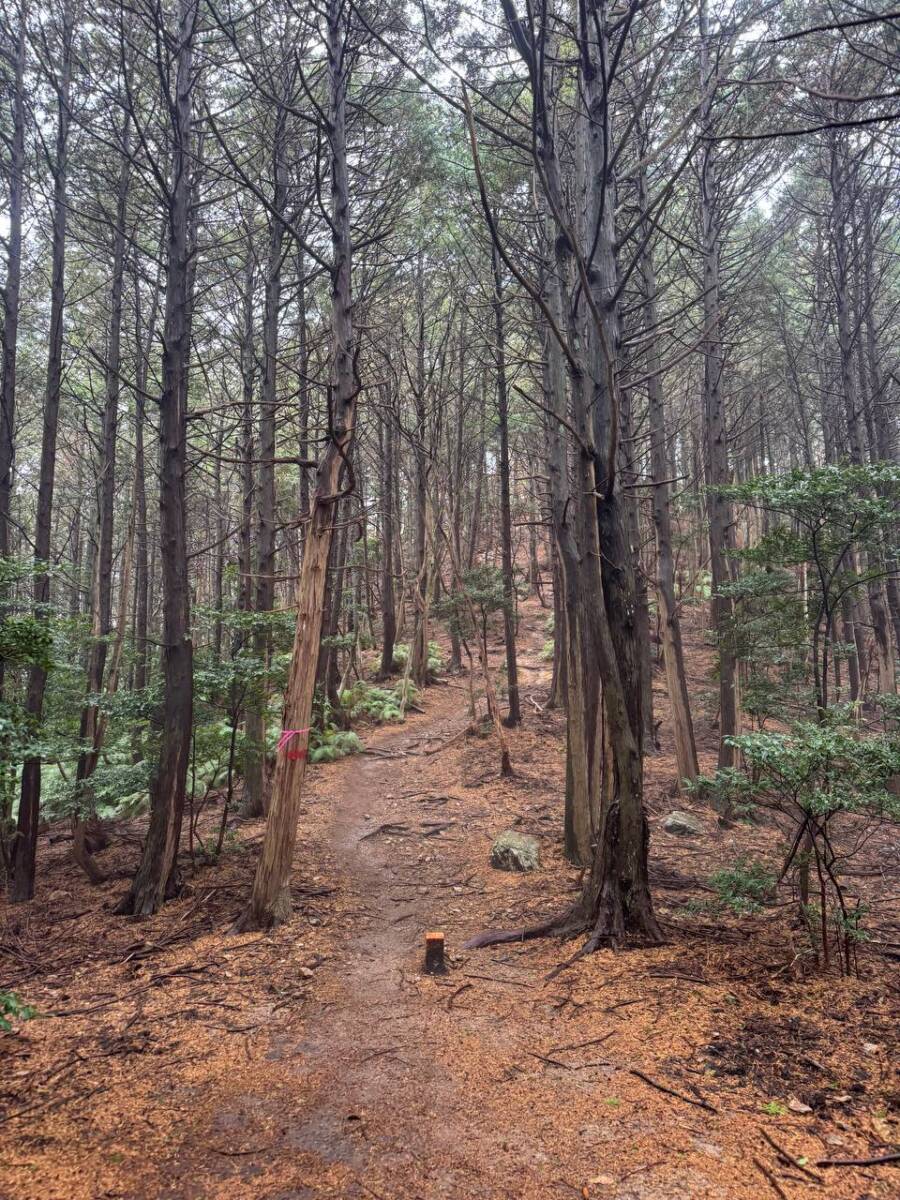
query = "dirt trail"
(273, 718, 515, 1197)
(2, 602, 897, 1200)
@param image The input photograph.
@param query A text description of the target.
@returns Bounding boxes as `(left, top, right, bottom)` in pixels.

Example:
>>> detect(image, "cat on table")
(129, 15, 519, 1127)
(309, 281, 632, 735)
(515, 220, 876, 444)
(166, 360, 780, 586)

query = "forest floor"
(1, 599, 898, 1200)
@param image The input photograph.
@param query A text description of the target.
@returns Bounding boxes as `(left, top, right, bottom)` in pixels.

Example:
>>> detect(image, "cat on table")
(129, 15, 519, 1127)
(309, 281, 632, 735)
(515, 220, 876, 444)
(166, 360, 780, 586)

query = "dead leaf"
(871, 1115, 893, 1142)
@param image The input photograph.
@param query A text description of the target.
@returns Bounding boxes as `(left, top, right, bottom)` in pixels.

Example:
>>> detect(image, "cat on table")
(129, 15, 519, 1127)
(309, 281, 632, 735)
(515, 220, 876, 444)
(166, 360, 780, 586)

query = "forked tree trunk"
(481, 0, 659, 939)
(236, 0, 357, 930)
(580, 0, 658, 941)
(116, 0, 196, 917)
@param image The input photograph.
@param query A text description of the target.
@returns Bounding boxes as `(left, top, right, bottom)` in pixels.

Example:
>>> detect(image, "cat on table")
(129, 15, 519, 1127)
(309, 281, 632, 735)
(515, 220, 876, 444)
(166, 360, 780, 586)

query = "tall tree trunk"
(244, 114, 288, 818)
(0, 1, 25, 572)
(699, 0, 739, 767)
(297, 249, 311, 555)
(377, 395, 396, 677)
(75, 121, 130, 796)
(578, 0, 658, 940)
(117, 0, 196, 916)
(237, 0, 357, 930)
(639, 174, 698, 785)
(10, 0, 73, 902)
(410, 255, 431, 688)
(830, 139, 893, 697)
(237, 249, 255, 629)
(130, 252, 158, 763)
(491, 247, 521, 726)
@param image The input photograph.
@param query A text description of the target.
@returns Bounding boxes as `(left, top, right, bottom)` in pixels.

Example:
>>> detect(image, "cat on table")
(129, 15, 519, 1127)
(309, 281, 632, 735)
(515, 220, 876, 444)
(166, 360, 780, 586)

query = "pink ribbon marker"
(277, 728, 310, 760)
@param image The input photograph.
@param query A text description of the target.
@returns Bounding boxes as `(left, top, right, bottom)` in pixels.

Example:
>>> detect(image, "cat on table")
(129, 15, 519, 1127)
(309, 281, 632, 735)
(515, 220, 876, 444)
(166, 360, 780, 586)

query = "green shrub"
(308, 728, 362, 763)
(709, 857, 775, 914)
(1, 991, 36, 1032)
(391, 641, 443, 675)
(339, 680, 412, 723)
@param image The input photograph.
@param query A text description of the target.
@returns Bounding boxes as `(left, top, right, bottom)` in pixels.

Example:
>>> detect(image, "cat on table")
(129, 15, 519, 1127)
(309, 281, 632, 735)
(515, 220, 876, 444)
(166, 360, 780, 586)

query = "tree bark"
(237, 0, 358, 929)
(11, 0, 73, 902)
(377, 394, 396, 678)
(0, 1, 25, 570)
(490, 246, 521, 726)
(699, 0, 739, 767)
(638, 174, 698, 785)
(244, 109, 288, 818)
(117, 0, 197, 916)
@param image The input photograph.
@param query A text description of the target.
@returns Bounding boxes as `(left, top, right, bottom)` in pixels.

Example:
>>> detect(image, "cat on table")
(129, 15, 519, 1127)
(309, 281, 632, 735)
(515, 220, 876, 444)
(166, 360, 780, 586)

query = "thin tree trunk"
(491, 247, 521, 726)
(378, 396, 396, 678)
(639, 174, 698, 785)
(244, 114, 287, 818)
(699, 0, 739, 768)
(11, 0, 73, 902)
(0, 1, 25, 570)
(75, 120, 130, 802)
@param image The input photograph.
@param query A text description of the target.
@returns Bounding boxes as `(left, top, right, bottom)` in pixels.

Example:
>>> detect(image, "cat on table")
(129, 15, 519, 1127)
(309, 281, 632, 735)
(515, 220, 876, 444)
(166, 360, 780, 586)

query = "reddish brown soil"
(1, 600, 898, 1199)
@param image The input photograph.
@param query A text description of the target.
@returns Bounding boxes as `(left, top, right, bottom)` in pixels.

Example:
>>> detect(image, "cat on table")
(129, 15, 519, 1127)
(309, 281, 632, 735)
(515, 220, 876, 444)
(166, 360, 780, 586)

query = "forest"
(0, 0, 898, 1197)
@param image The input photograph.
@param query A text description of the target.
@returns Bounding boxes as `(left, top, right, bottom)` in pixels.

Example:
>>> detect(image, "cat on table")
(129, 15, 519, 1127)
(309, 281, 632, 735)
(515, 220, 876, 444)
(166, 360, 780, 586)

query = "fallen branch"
(423, 725, 472, 756)
(628, 1068, 718, 1112)
(549, 1032, 615, 1054)
(760, 1130, 823, 1183)
(752, 1156, 789, 1200)
(816, 1152, 900, 1168)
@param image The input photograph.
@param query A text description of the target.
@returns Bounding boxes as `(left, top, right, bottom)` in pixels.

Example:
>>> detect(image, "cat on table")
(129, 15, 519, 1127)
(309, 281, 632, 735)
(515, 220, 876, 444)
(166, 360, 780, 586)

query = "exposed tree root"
(463, 888, 664, 957)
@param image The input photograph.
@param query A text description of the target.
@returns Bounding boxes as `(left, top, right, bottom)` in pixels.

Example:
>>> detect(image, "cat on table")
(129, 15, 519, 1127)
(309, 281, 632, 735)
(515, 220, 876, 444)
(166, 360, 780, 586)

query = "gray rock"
(490, 830, 540, 872)
(662, 810, 704, 837)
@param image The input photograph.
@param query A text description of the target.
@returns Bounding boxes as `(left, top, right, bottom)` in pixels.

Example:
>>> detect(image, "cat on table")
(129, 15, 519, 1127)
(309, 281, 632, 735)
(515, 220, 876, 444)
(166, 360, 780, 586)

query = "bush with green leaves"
(709, 857, 776, 914)
(697, 713, 900, 969)
(308, 727, 362, 763)
(391, 641, 444, 676)
(339, 680, 415, 723)
(718, 463, 900, 716)
(1, 991, 36, 1032)
(434, 564, 507, 642)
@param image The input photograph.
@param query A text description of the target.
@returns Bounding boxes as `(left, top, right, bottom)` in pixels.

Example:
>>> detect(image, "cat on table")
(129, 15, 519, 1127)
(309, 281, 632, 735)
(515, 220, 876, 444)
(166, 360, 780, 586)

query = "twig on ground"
(760, 1130, 823, 1183)
(816, 1152, 900, 1168)
(549, 1032, 615, 1054)
(753, 1156, 790, 1200)
(628, 1068, 718, 1113)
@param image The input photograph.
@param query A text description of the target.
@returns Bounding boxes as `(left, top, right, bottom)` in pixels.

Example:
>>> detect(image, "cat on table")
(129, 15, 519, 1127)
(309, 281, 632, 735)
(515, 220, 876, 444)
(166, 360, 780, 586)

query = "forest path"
(215, 618, 574, 1198)
(4, 601, 894, 1200)
(204, 608, 728, 1200)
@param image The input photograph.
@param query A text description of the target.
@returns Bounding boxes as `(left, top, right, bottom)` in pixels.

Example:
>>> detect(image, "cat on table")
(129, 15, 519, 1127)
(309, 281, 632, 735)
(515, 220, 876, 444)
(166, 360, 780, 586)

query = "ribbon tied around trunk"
(277, 727, 310, 761)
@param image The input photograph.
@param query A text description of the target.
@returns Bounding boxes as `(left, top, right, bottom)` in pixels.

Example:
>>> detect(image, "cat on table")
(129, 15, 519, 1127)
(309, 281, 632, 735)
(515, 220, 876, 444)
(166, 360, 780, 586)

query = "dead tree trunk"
(236, 0, 358, 930)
